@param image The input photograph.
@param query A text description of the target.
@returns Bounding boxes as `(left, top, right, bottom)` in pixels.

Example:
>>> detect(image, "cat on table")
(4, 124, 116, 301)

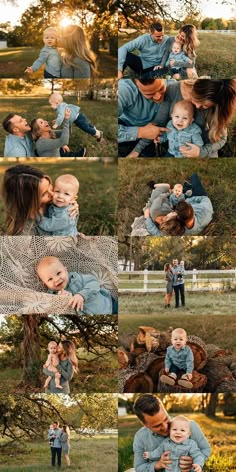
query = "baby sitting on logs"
(160, 328, 194, 388)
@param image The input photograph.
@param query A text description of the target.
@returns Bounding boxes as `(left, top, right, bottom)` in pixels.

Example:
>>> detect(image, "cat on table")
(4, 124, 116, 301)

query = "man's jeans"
(173, 284, 185, 307)
(51, 446, 62, 466)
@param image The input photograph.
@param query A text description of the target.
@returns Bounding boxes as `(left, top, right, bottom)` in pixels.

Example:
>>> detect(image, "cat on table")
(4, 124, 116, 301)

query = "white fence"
(197, 30, 236, 35)
(119, 269, 236, 292)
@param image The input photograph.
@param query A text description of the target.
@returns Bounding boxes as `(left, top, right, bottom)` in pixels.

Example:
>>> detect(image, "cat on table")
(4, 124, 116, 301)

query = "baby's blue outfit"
(47, 428, 62, 448)
(161, 120, 204, 157)
(169, 193, 185, 207)
(31, 46, 61, 77)
(4, 133, 35, 157)
(37, 204, 78, 236)
(55, 102, 80, 127)
(118, 33, 169, 70)
(165, 345, 194, 373)
(48, 272, 113, 315)
(166, 51, 191, 70)
(147, 437, 205, 471)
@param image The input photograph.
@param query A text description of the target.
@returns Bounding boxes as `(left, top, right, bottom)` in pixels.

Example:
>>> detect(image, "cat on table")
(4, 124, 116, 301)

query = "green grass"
(118, 31, 236, 78)
(0, 351, 118, 394)
(0, 96, 117, 158)
(0, 436, 118, 471)
(0, 47, 117, 78)
(118, 291, 236, 316)
(118, 412, 236, 472)
(118, 159, 236, 237)
(0, 159, 117, 235)
(119, 313, 236, 350)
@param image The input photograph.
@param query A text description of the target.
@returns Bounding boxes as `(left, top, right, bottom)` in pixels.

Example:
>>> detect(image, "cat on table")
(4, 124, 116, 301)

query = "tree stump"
(206, 344, 227, 359)
(187, 335, 207, 370)
(202, 357, 236, 392)
(157, 368, 207, 393)
(118, 368, 153, 393)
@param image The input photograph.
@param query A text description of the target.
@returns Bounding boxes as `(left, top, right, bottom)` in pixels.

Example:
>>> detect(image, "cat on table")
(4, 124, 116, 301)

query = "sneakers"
(160, 373, 177, 386)
(96, 130, 104, 142)
(178, 375, 193, 389)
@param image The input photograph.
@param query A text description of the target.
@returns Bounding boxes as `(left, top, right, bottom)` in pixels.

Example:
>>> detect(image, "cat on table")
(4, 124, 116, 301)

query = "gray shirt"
(35, 120, 69, 157)
(43, 358, 74, 394)
(133, 420, 211, 472)
(4, 132, 35, 157)
(144, 184, 172, 219)
(61, 57, 91, 78)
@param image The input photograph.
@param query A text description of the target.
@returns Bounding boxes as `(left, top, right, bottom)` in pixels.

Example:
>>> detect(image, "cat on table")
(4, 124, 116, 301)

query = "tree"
(206, 393, 219, 416)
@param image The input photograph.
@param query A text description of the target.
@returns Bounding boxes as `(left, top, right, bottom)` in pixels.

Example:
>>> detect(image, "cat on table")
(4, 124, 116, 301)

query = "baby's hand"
(25, 66, 33, 74)
(68, 294, 84, 311)
(52, 124, 58, 129)
(62, 145, 70, 152)
(192, 464, 202, 472)
(170, 59, 175, 67)
(153, 65, 163, 70)
(58, 289, 71, 296)
(165, 368, 170, 373)
(143, 451, 149, 459)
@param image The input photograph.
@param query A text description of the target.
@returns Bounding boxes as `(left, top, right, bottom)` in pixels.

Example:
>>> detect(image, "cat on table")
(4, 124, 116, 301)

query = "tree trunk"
(20, 315, 43, 388)
(118, 368, 153, 393)
(109, 36, 118, 56)
(206, 393, 218, 416)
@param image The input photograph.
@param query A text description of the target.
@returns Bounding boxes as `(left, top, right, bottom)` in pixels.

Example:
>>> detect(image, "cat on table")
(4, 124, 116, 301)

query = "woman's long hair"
(180, 24, 200, 59)
(61, 340, 79, 373)
(60, 25, 98, 77)
(62, 424, 70, 439)
(31, 118, 56, 141)
(2, 165, 51, 235)
(164, 263, 171, 272)
(159, 216, 185, 236)
(183, 79, 236, 142)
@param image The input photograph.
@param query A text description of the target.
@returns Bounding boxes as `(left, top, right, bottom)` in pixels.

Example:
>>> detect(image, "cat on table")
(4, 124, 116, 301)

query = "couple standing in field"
(48, 421, 71, 467)
(164, 259, 185, 308)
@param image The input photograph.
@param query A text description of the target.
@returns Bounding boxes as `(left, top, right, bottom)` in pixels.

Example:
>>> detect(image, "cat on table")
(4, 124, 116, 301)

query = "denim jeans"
(51, 447, 62, 466)
(173, 284, 185, 307)
(74, 113, 96, 136)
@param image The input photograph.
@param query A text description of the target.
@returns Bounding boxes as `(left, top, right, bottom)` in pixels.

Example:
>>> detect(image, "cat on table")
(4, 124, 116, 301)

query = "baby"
(143, 415, 204, 472)
(49, 92, 103, 141)
(166, 41, 192, 79)
(43, 341, 62, 390)
(161, 100, 204, 157)
(169, 184, 185, 209)
(36, 256, 116, 315)
(160, 328, 194, 388)
(37, 174, 79, 236)
(25, 27, 61, 78)
(48, 424, 55, 446)
(131, 100, 203, 158)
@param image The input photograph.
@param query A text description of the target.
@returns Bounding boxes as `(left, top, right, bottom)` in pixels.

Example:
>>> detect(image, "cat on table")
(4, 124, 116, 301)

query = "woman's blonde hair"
(60, 25, 98, 77)
(164, 263, 171, 272)
(61, 340, 79, 374)
(180, 24, 200, 59)
(62, 424, 70, 438)
(2, 165, 52, 235)
(184, 79, 236, 142)
(31, 118, 56, 141)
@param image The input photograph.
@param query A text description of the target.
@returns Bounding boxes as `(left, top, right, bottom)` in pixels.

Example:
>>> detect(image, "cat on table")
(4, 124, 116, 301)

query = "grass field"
(0, 47, 117, 78)
(0, 96, 117, 158)
(0, 159, 117, 235)
(0, 435, 118, 471)
(0, 350, 118, 394)
(118, 158, 236, 237)
(118, 413, 236, 472)
(118, 291, 236, 316)
(119, 313, 236, 351)
(118, 32, 236, 78)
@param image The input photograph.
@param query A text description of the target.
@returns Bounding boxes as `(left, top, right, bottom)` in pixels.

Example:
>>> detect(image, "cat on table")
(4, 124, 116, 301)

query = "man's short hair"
(176, 200, 194, 222)
(2, 113, 15, 133)
(150, 21, 163, 32)
(133, 394, 161, 423)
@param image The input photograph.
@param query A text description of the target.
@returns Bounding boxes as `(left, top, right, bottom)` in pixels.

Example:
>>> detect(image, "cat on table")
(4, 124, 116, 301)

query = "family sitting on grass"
(2, 92, 104, 157)
(128, 394, 211, 472)
(48, 421, 71, 467)
(131, 173, 213, 236)
(25, 25, 97, 79)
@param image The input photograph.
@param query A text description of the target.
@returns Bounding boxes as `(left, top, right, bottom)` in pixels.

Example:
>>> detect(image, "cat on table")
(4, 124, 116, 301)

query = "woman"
(134, 79, 236, 158)
(162, 25, 200, 78)
(43, 340, 78, 394)
(1, 164, 78, 235)
(61, 424, 71, 467)
(164, 263, 173, 308)
(31, 108, 86, 157)
(60, 25, 97, 79)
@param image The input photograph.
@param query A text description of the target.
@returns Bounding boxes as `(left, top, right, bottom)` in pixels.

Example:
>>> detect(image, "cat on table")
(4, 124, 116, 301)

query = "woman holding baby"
(43, 340, 78, 394)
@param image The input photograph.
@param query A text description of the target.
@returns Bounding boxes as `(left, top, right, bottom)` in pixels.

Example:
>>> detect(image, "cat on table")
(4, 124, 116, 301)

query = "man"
(3, 113, 35, 157)
(172, 259, 185, 308)
(48, 421, 63, 467)
(118, 21, 169, 79)
(132, 394, 211, 472)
